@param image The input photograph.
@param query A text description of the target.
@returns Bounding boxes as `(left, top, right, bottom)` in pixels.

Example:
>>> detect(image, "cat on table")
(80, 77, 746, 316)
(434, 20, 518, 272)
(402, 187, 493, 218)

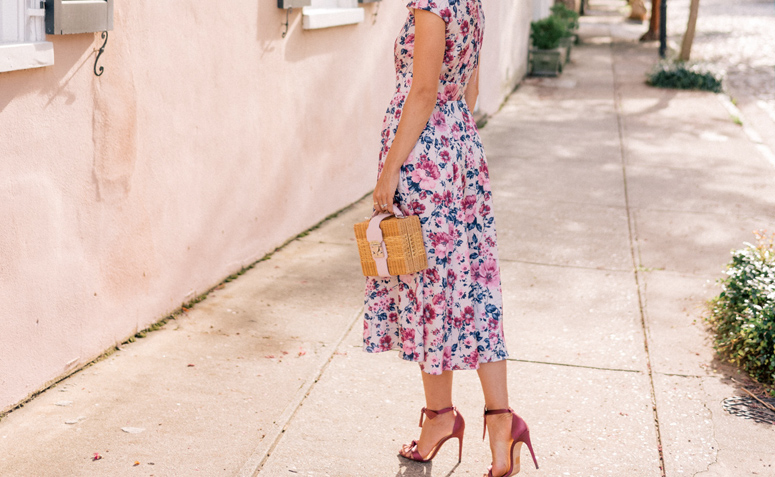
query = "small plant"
(530, 16, 567, 50)
(707, 231, 775, 390)
(550, 3, 579, 32)
(647, 61, 724, 93)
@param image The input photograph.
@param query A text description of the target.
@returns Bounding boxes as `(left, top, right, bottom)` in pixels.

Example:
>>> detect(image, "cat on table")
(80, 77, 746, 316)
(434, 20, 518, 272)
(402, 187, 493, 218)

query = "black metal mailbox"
(278, 0, 311, 8)
(45, 0, 114, 35)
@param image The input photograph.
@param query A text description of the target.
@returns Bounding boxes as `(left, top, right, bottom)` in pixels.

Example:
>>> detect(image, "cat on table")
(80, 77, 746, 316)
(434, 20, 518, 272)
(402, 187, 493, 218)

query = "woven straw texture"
(354, 215, 427, 277)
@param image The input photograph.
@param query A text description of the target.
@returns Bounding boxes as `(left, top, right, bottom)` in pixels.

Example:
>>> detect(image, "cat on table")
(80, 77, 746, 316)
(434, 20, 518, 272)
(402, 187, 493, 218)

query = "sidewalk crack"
(610, 33, 668, 477)
(691, 379, 720, 477)
(507, 358, 642, 374)
(498, 258, 629, 273)
(236, 306, 364, 477)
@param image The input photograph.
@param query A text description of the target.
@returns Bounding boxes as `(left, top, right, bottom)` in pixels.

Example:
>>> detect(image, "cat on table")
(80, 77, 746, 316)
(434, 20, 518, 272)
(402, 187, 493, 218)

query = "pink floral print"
(363, 0, 509, 375)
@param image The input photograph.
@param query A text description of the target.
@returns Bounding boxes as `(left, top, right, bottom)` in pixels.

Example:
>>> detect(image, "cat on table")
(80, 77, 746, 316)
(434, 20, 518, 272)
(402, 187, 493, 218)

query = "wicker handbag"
(354, 207, 428, 277)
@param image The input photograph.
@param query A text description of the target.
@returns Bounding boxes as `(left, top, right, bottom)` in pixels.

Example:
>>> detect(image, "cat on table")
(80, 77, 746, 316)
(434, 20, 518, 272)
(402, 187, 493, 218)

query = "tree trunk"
(629, 0, 647, 21)
(640, 0, 660, 42)
(679, 0, 700, 61)
(556, 0, 577, 11)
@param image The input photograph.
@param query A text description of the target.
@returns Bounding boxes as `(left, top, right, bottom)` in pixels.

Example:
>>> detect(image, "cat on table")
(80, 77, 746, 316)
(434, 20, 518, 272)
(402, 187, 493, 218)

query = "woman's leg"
(400, 368, 457, 458)
(477, 360, 515, 475)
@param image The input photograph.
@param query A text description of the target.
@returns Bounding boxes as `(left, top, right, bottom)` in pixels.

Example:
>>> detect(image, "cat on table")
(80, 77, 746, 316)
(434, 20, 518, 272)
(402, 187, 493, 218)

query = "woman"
(363, 1, 539, 476)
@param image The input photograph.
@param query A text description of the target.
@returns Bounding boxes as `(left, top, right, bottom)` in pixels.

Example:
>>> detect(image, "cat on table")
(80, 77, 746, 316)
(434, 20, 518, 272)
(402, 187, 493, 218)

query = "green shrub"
(647, 61, 724, 93)
(707, 231, 775, 389)
(530, 16, 567, 50)
(550, 3, 579, 32)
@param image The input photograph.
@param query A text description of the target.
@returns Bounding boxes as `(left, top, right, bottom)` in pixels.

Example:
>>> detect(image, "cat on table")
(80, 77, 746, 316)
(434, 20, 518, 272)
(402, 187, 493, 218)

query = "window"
(0, 0, 54, 73)
(303, 0, 365, 30)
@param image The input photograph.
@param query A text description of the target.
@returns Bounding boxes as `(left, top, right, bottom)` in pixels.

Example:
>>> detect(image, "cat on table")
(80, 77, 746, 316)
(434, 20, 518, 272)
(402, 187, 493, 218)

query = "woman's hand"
(373, 166, 401, 214)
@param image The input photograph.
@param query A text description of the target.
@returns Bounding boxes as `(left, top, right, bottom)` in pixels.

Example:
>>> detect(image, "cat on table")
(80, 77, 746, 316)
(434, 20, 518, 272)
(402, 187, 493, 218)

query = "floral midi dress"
(362, 0, 508, 375)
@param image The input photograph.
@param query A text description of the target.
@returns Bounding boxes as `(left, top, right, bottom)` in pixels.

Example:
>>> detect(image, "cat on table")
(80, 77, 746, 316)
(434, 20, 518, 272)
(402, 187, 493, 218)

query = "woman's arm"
(464, 65, 479, 112)
(372, 10, 446, 214)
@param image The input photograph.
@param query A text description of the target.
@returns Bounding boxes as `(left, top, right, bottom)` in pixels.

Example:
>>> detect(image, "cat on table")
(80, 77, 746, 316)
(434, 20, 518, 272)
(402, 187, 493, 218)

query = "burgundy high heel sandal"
(398, 406, 465, 463)
(482, 407, 538, 476)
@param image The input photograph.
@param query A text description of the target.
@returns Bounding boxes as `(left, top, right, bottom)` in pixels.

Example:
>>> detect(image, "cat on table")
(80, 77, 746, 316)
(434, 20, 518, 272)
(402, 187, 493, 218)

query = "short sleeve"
(406, 0, 451, 23)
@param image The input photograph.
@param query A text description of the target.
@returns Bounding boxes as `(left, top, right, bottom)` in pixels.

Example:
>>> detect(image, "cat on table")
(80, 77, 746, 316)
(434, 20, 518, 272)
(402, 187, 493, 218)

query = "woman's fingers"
(374, 169, 400, 214)
(373, 187, 391, 214)
(373, 194, 392, 214)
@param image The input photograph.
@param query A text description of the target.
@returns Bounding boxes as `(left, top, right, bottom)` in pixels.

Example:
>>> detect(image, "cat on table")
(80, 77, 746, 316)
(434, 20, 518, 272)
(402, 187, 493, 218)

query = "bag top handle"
(365, 205, 403, 277)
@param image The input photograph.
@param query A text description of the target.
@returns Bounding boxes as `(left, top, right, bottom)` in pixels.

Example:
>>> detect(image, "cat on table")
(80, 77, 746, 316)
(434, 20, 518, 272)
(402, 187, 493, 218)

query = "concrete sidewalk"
(2, 2, 774, 476)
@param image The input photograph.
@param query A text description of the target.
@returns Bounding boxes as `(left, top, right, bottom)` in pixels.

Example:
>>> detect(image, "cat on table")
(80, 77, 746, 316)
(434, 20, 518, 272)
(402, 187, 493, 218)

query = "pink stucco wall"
(0, 0, 532, 412)
(480, 0, 533, 115)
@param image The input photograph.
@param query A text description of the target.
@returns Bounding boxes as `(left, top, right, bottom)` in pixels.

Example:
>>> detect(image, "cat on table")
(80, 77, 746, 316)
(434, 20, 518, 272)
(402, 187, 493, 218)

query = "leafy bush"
(647, 61, 724, 93)
(707, 231, 775, 388)
(530, 16, 567, 50)
(550, 3, 579, 32)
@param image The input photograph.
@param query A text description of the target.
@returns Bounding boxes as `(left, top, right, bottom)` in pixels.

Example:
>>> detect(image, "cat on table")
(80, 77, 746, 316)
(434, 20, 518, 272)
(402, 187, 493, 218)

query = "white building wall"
(533, 0, 554, 19)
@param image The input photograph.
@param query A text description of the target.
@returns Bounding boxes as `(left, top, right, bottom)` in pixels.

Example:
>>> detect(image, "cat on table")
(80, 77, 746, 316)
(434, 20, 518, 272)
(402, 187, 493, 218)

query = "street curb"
(718, 94, 775, 168)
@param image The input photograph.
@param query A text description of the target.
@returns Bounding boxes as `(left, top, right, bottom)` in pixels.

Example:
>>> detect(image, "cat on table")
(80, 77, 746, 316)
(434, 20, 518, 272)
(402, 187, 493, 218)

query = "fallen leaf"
(298, 348, 307, 357)
(187, 364, 195, 367)
(121, 427, 145, 434)
(93, 453, 102, 461)
(134, 461, 140, 466)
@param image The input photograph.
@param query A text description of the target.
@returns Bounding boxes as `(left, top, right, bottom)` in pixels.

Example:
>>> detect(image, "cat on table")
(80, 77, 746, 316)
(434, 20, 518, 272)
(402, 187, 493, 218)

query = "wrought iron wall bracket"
(282, 7, 293, 38)
(94, 31, 108, 76)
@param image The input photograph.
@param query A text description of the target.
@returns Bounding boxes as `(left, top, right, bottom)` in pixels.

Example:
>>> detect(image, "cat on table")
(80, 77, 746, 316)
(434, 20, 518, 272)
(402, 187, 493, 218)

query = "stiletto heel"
(398, 406, 466, 463)
(522, 428, 539, 470)
(482, 407, 538, 477)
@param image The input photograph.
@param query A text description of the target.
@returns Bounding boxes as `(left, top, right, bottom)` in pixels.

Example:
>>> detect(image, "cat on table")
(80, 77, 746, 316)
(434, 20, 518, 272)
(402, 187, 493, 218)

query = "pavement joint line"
(507, 358, 642, 374)
(637, 267, 721, 281)
(499, 258, 630, 273)
(610, 34, 668, 477)
(493, 196, 629, 210)
(654, 371, 710, 379)
(718, 94, 775, 168)
(629, 205, 774, 220)
(236, 306, 364, 477)
(502, 196, 628, 210)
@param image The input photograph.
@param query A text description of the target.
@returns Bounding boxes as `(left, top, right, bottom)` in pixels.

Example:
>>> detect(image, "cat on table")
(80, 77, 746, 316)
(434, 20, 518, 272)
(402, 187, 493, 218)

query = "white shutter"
(0, 0, 22, 42)
(0, 0, 54, 72)
(26, 0, 46, 42)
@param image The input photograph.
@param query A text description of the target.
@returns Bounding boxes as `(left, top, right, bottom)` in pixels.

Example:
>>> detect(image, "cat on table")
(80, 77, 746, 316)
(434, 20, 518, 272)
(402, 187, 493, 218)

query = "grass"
(647, 61, 724, 93)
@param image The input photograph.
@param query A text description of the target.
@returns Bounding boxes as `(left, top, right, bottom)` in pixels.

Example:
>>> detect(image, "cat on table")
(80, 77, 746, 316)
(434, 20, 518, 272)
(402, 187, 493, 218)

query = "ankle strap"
(482, 407, 513, 440)
(419, 406, 455, 427)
